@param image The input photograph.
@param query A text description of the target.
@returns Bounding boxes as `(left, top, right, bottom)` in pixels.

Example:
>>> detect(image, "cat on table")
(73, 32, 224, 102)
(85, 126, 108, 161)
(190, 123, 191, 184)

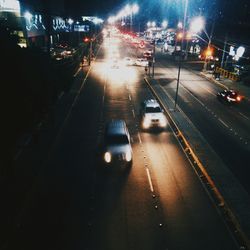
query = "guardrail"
(216, 67, 239, 81)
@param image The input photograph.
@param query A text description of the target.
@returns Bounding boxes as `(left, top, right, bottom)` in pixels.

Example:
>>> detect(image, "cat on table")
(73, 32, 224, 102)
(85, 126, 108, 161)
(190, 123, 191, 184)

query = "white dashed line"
(146, 168, 154, 192)
(218, 118, 229, 128)
(138, 133, 142, 144)
(132, 109, 135, 118)
(239, 112, 249, 120)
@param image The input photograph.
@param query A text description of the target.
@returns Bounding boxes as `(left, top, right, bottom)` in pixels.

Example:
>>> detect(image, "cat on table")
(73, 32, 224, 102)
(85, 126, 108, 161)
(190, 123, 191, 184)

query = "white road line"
(218, 118, 229, 128)
(132, 109, 135, 117)
(138, 132, 142, 144)
(239, 112, 250, 120)
(73, 67, 81, 77)
(146, 168, 154, 192)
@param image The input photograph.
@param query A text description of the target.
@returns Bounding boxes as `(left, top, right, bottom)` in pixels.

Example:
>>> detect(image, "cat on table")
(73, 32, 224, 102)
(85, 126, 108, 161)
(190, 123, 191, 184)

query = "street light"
(128, 3, 139, 32)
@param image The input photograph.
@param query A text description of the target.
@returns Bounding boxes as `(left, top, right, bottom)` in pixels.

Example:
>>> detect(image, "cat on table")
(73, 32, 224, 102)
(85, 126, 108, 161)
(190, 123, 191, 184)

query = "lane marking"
(138, 133, 142, 144)
(132, 109, 135, 118)
(73, 66, 82, 77)
(146, 168, 154, 192)
(239, 112, 249, 121)
(218, 118, 229, 128)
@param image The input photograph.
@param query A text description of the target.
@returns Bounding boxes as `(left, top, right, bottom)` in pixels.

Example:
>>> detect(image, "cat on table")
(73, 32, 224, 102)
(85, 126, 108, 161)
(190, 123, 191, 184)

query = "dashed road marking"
(146, 168, 154, 192)
(239, 112, 249, 121)
(138, 132, 142, 144)
(218, 118, 229, 128)
(132, 109, 135, 118)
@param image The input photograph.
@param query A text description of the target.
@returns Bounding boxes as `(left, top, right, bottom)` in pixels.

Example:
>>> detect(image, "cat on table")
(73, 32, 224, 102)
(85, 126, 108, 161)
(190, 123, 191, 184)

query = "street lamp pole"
(174, 0, 188, 111)
(152, 39, 156, 77)
(203, 20, 215, 71)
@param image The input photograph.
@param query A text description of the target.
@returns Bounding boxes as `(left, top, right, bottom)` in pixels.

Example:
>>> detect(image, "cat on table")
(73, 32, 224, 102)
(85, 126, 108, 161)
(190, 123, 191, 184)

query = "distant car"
(140, 99, 167, 130)
(102, 120, 133, 167)
(123, 57, 134, 66)
(135, 58, 149, 67)
(143, 51, 152, 59)
(217, 89, 242, 104)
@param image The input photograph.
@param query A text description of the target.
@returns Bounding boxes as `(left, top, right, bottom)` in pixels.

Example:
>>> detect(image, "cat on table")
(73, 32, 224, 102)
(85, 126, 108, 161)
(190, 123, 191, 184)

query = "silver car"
(103, 120, 133, 167)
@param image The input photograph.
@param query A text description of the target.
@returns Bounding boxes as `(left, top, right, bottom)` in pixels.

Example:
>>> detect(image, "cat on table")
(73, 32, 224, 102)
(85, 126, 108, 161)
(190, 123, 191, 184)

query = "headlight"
(159, 116, 167, 127)
(125, 151, 132, 162)
(104, 152, 111, 163)
(143, 117, 151, 129)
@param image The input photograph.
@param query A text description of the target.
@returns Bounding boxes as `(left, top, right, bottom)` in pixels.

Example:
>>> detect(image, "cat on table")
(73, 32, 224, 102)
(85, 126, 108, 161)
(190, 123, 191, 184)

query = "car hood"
(144, 113, 165, 120)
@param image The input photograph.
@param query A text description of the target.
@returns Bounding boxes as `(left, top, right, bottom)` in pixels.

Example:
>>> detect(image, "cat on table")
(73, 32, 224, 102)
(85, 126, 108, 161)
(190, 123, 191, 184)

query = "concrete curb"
(144, 76, 250, 250)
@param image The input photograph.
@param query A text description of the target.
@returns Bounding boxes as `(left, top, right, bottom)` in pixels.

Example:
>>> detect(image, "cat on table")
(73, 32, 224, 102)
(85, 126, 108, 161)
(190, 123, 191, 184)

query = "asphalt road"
(3, 35, 240, 250)
(150, 49, 250, 194)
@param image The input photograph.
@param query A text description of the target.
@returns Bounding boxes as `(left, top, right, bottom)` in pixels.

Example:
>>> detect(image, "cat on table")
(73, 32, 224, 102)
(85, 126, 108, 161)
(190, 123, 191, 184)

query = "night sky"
(63, 0, 250, 44)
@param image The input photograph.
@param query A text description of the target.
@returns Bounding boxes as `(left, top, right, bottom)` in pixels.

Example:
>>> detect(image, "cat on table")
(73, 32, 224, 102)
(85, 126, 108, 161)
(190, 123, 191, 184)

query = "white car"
(135, 58, 149, 67)
(140, 99, 167, 130)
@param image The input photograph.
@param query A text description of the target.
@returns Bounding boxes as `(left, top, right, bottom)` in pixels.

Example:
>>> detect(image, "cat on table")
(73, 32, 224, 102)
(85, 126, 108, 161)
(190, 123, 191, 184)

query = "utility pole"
(152, 40, 156, 77)
(88, 39, 93, 65)
(221, 35, 228, 68)
(203, 20, 215, 71)
(174, 0, 188, 111)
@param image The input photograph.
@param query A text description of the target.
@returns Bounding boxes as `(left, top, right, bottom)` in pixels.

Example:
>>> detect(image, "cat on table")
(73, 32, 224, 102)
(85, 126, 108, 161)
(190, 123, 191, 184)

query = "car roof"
(105, 119, 127, 135)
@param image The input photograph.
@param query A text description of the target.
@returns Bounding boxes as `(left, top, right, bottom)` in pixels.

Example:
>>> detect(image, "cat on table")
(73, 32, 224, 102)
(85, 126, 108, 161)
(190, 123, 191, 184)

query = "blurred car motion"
(217, 89, 242, 104)
(102, 120, 133, 167)
(140, 99, 167, 130)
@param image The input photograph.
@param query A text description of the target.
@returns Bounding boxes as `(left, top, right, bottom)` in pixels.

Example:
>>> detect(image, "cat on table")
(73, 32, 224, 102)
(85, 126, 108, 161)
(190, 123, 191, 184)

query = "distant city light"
(162, 20, 168, 28)
(132, 3, 139, 14)
(0, 0, 20, 13)
(177, 21, 183, 29)
(67, 18, 74, 25)
(190, 16, 205, 33)
(24, 11, 32, 21)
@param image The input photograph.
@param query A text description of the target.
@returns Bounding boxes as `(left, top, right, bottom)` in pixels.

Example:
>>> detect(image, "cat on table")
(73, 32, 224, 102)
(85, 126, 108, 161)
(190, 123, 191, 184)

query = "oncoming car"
(217, 89, 242, 104)
(140, 99, 167, 130)
(102, 120, 133, 167)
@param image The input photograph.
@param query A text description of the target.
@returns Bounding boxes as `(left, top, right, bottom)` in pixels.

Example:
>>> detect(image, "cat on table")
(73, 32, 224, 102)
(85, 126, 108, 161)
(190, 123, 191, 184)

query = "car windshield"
(106, 134, 129, 145)
(145, 107, 162, 113)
